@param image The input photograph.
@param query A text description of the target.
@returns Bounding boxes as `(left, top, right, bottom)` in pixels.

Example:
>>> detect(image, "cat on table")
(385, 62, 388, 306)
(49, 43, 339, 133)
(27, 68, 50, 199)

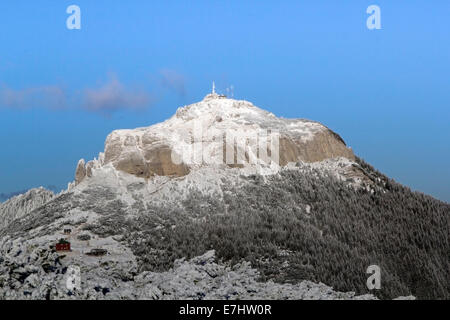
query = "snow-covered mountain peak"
(74, 94, 355, 185)
(166, 95, 273, 130)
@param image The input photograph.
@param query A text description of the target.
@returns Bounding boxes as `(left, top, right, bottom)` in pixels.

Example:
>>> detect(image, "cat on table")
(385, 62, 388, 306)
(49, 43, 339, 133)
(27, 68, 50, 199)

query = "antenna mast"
(212, 81, 216, 94)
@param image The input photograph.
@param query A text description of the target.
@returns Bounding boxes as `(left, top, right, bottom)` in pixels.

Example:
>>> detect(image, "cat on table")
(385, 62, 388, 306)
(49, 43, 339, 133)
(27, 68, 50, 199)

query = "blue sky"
(0, 0, 449, 202)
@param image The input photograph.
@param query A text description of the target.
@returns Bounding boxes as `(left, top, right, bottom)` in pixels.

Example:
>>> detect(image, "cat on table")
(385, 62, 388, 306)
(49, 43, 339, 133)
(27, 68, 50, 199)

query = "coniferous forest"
(81, 157, 449, 300)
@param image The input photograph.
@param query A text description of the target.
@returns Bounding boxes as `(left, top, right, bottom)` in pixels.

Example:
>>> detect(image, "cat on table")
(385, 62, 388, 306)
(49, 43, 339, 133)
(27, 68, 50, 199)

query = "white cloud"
(83, 76, 150, 114)
(160, 69, 186, 97)
(83, 75, 151, 115)
(0, 85, 66, 110)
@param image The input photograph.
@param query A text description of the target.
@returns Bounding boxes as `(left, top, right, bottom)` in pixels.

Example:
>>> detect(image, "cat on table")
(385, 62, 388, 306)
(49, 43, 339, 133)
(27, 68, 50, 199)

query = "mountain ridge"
(0, 94, 448, 300)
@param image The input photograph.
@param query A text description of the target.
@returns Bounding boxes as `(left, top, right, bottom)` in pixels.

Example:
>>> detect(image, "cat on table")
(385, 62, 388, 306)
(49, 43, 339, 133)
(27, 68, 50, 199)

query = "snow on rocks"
(74, 94, 355, 184)
(0, 228, 411, 300)
(128, 250, 379, 300)
(0, 188, 54, 231)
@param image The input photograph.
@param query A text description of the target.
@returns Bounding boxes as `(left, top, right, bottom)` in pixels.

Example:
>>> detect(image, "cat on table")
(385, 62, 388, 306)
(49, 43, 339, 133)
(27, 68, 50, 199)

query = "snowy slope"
(0, 187, 54, 231)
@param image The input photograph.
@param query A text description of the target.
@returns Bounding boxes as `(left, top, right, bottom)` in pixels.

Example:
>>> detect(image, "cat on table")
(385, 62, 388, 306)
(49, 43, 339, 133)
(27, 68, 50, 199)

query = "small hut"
(55, 239, 71, 252)
(85, 248, 108, 257)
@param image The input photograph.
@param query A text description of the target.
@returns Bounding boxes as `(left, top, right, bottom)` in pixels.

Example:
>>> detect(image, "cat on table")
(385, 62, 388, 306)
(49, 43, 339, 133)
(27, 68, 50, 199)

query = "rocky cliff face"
(75, 94, 354, 184)
(0, 188, 54, 231)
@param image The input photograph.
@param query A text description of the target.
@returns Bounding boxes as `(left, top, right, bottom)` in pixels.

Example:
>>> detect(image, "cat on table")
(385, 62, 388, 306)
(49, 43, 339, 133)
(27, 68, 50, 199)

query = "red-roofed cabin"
(56, 242, 71, 251)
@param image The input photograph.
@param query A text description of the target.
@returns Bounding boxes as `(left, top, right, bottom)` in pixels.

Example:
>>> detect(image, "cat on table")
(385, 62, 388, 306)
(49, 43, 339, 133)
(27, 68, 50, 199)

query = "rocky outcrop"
(132, 250, 380, 300)
(279, 130, 355, 165)
(0, 188, 54, 231)
(104, 132, 189, 179)
(74, 95, 354, 181)
(0, 241, 383, 300)
(74, 155, 107, 185)
(75, 159, 86, 185)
